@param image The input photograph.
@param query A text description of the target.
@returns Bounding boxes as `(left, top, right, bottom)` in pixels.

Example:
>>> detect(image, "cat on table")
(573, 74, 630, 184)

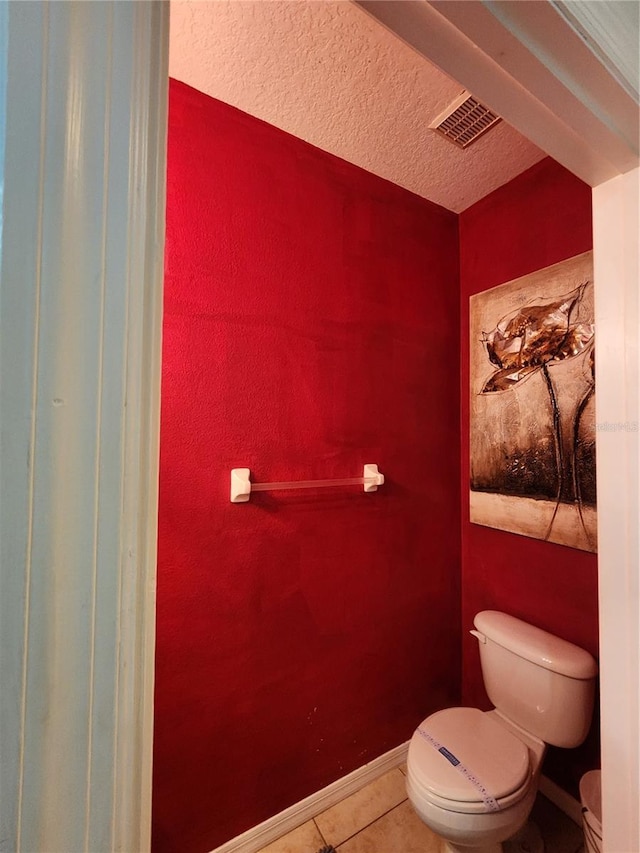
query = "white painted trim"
(355, 0, 638, 185)
(538, 775, 583, 827)
(592, 168, 640, 853)
(0, 3, 168, 851)
(210, 743, 409, 853)
(551, 1, 640, 103)
(112, 4, 169, 851)
(207, 760, 582, 853)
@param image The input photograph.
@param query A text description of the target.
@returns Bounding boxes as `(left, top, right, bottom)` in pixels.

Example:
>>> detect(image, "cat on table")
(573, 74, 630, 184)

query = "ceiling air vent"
(430, 92, 501, 149)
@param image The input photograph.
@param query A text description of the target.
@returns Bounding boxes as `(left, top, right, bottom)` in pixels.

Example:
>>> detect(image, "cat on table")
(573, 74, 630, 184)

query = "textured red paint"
(459, 158, 599, 796)
(153, 80, 461, 853)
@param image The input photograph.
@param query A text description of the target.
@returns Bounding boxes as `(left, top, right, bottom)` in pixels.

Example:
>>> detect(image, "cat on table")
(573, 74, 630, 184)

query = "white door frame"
(0, 2, 168, 851)
(1, 2, 636, 852)
(591, 168, 639, 853)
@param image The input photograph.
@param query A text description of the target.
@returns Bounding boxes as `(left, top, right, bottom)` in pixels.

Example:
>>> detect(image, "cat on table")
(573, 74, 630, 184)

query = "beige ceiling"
(169, 0, 546, 213)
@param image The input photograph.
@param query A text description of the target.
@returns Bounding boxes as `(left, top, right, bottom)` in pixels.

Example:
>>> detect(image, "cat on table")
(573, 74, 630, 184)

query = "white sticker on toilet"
(416, 727, 501, 812)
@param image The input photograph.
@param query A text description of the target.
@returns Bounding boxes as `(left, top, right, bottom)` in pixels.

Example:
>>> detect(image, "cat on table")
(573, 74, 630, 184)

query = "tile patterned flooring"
(256, 767, 586, 853)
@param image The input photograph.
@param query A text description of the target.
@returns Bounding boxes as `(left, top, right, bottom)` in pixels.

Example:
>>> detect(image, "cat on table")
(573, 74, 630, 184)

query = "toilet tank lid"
(474, 611, 598, 679)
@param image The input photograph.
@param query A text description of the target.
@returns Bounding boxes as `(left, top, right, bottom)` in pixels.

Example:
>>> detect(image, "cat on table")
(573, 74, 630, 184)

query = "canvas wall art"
(470, 251, 596, 552)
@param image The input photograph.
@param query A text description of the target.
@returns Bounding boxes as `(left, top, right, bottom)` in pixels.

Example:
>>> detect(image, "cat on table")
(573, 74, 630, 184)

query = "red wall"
(459, 158, 599, 796)
(153, 80, 461, 853)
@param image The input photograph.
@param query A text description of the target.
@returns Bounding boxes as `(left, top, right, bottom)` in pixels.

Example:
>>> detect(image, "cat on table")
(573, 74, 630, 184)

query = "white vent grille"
(430, 92, 501, 149)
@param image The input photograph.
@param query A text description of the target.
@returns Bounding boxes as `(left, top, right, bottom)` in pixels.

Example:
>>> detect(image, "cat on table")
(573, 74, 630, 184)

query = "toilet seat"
(408, 708, 531, 815)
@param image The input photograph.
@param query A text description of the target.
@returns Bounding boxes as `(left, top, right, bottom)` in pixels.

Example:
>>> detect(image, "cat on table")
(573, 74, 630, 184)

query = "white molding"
(112, 3, 169, 851)
(207, 751, 586, 853)
(538, 775, 582, 827)
(208, 760, 583, 853)
(592, 168, 640, 853)
(355, 0, 638, 186)
(0, 2, 168, 851)
(210, 743, 409, 853)
(551, 1, 640, 103)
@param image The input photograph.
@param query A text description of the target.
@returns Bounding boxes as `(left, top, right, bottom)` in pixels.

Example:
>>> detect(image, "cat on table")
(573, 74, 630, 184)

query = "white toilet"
(406, 610, 598, 853)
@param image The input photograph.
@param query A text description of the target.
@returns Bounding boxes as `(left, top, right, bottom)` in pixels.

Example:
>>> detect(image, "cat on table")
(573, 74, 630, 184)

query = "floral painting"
(470, 252, 596, 552)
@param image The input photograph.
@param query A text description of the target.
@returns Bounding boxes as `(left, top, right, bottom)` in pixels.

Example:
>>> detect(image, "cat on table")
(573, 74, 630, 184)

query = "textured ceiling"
(169, 0, 545, 213)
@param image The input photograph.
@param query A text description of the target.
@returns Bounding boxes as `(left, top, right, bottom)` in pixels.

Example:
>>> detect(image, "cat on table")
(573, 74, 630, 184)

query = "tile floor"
(256, 767, 585, 853)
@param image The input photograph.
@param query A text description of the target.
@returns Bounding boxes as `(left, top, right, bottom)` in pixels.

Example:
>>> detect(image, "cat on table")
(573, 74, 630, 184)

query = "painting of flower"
(470, 252, 596, 552)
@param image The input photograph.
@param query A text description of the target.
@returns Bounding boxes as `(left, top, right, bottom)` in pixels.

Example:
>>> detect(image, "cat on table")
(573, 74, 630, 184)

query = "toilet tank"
(472, 611, 598, 748)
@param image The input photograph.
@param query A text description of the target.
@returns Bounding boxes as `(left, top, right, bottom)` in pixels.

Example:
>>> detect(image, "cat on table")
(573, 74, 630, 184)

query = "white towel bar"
(230, 464, 384, 503)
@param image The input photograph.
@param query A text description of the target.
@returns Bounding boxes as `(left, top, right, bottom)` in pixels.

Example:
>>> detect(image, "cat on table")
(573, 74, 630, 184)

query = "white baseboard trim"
(209, 749, 582, 852)
(210, 741, 410, 853)
(538, 774, 583, 826)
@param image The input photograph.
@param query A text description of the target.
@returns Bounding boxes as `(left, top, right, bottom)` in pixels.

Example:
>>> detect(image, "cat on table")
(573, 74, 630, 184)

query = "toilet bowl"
(406, 611, 598, 853)
(407, 708, 544, 852)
